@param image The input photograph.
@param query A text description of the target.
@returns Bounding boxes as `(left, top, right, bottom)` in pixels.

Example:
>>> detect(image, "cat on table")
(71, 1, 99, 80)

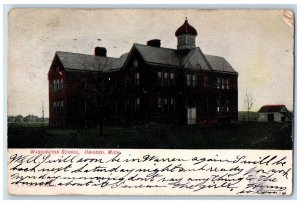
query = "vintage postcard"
(7, 8, 294, 196)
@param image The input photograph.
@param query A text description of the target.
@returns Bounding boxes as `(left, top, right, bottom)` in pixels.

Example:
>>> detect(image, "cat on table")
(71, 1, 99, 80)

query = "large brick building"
(48, 19, 238, 127)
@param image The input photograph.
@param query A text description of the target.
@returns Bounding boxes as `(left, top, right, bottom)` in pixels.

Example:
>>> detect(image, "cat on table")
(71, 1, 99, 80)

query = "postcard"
(7, 8, 294, 195)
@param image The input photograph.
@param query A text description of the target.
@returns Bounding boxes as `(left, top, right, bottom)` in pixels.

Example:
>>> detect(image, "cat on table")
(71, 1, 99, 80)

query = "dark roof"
(134, 44, 237, 73)
(205, 54, 237, 73)
(258, 105, 288, 113)
(175, 19, 198, 37)
(54, 43, 237, 74)
(56, 51, 127, 72)
(134, 44, 181, 67)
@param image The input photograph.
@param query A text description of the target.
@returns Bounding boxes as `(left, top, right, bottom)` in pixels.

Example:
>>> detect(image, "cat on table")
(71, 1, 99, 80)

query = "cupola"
(175, 18, 198, 50)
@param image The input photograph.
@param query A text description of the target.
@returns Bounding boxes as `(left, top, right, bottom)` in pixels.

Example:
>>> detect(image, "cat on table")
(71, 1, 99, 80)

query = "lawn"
(7, 122, 293, 149)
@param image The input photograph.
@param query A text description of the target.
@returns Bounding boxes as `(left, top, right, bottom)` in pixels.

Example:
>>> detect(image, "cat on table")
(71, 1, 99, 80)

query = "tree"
(243, 90, 254, 121)
(96, 56, 113, 142)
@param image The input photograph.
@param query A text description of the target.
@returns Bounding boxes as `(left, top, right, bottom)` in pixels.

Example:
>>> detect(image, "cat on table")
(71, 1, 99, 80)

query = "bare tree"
(41, 99, 45, 143)
(97, 58, 107, 140)
(96, 56, 113, 142)
(243, 90, 254, 121)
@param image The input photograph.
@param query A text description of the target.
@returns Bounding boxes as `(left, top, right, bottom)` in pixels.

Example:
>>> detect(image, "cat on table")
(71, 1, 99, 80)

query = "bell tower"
(175, 17, 198, 50)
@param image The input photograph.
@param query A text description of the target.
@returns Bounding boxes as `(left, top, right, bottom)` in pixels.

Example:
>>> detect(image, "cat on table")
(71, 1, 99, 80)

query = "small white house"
(258, 105, 290, 122)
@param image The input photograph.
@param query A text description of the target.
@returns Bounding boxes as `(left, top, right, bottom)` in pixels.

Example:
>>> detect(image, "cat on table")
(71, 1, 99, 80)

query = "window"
(158, 97, 162, 110)
(217, 77, 221, 89)
(56, 79, 59, 91)
(192, 75, 197, 87)
(187, 74, 191, 86)
(53, 80, 56, 92)
(158, 72, 163, 86)
(163, 98, 168, 111)
(170, 73, 175, 86)
(135, 97, 140, 112)
(60, 79, 63, 90)
(133, 59, 138, 68)
(170, 98, 175, 112)
(60, 101, 64, 114)
(57, 79, 60, 90)
(58, 101, 61, 114)
(187, 74, 196, 87)
(217, 100, 220, 112)
(135, 73, 140, 85)
(222, 78, 225, 89)
(226, 79, 230, 90)
(53, 100, 63, 115)
(163, 72, 168, 86)
(55, 79, 63, 91)
(226, 100, 230, 112)
(158, 72, 162, 78)
(170, 98, 174, 105)
(53, 101, 57, 114)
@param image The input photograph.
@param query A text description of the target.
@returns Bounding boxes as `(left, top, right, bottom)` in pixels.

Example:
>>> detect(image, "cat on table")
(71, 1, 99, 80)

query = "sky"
(8, 9, 294, 117)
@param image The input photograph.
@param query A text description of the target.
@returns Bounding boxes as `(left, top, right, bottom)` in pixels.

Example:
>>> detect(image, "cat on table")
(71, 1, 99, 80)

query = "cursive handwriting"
(7, 150, 292, 195)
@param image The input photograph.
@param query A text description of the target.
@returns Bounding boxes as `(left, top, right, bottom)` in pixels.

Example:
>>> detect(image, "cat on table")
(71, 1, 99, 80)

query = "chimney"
(94, 47, 107, 57)
(147, 39, 161, 47)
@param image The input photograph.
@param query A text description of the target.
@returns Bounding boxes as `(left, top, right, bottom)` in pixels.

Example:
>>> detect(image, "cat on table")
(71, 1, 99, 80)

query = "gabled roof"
(134, 43, 181, 67)
(205, 54, 237, 73)
(53, 43, 237, 74)
(134, 43, 237, 73)
(56, 51, 127, 72)
(258, 105, 288, 113)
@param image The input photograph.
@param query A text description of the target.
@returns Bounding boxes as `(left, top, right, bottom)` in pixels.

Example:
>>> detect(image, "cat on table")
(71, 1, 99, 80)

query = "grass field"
(7, 121, 293, 149)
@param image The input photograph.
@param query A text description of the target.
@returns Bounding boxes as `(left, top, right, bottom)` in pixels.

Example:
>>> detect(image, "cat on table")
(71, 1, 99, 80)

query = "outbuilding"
(258, 105, 290, 122)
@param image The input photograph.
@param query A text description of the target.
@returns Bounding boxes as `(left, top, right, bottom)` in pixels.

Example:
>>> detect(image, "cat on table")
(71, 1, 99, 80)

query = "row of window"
(217, 106, 230, 113)
(122, 71, 234, 90)
(217, 77, 230, 90)
(217, 100, 230, 113)
(158, 97, 175, 112)
(121, 98, 231, 113)
(124, 73, 140, 87)
(131, 97, 176, 112)
(72, 98, 231, 114)
(158, 72, 175, 86)
(52, 79, 63, 92)
(53, 100, 64, 115)
(157, 72, 232, 89)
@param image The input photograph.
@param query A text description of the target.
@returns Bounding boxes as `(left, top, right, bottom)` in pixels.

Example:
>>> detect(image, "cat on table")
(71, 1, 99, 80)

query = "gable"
(183, 48, 211, 70)
(48, 54, 64, 76)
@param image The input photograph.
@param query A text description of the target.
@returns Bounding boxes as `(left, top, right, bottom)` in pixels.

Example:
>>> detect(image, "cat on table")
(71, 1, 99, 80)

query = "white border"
(1, 1, 298, 203)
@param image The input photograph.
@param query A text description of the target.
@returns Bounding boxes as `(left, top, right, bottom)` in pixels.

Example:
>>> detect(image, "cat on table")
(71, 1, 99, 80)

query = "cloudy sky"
(8, 9, 294, 117)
